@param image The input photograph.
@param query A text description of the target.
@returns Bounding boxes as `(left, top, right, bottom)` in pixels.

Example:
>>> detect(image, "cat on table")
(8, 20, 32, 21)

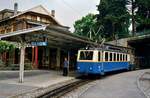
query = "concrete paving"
(138, 72, 150, 98)
(0, 70, 74, 98)
(79, 69, 150, 98)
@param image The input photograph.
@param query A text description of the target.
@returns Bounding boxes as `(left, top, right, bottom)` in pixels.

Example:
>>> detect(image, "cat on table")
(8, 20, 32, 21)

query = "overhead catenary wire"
(60, 0, 98, 16)
(60, 0, 81, 15)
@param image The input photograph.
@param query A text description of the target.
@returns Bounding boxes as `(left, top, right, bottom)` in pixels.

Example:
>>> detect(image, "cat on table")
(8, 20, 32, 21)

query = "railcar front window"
(79, 51, 93, 60)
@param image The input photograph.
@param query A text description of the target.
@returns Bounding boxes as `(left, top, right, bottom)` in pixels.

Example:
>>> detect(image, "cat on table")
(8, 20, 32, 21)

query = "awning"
(128, 34, 150, 47)
(0, 25, 97, 50)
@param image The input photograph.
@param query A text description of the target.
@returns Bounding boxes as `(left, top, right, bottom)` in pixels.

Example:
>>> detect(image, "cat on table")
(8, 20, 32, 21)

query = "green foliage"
(0, 41, 15, 53)
(135, 0, 150, 32)
(0, 59, 4, 66)
(97, 0, 130, 40)
(74, 14, 94, 36)
(74, 14, 103, 42)
(73, 0, 149, 41)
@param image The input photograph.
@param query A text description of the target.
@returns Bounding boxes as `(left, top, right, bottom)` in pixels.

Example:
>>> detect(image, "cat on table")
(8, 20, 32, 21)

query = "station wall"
(0, 46, 78, 70)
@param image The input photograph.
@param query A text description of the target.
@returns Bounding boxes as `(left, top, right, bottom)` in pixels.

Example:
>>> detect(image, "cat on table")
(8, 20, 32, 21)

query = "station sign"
(31, 42, 48, 46)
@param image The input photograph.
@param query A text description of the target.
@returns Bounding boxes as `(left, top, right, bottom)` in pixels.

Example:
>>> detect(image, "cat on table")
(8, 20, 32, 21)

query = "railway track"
(37, 71, 127, 98)
(38, 79, 94, 98)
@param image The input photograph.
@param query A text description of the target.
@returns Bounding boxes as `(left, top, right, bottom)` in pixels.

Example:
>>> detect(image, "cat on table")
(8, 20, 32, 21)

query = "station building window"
(16, 23, 23, 30)
(37, 16, 41, 21)
(31, 15, 37, 21)
(27, 15, 31, 20)
(42, 17, 47, 23)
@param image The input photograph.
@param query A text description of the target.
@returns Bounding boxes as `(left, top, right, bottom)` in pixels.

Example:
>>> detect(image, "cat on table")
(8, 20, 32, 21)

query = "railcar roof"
(79, 49, 129, 54)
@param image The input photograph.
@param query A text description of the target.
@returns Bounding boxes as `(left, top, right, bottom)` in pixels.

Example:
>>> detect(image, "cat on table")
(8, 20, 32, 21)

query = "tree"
(130, 0, 136, 36)
(128, 0, 150, 35)
(0, 41, 15, 59)
(0, 41, 15, 65)
(135, 0, 150, 32)
(0, 41, 15, 66)
(0, 41, 15, 53)
(74, 14, 104, 42)
(97, 0, 130, 40)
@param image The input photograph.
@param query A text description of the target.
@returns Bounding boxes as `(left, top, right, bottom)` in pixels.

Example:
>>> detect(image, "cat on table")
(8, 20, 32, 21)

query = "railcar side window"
(110, 53, 112, 61)
(126, 55, 128, 61)
(117, 53, 119, 61)
(98, 52, 101, 61)
(123, 54, 125, 61)
(79, 51, 93, 60)
(120, 54, 122, 61)
(105, 52, 108, 61)
(114, 53, 116, 61)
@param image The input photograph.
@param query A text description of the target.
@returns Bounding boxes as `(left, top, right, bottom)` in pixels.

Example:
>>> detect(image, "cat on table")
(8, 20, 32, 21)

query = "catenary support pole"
(56, 48, 61, 69)
(19, 44, 25, 83)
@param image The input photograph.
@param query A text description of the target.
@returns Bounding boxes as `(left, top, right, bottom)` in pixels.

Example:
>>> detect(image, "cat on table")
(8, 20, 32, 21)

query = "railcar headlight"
(77, 67, 80, 70)
(89, 67, 92, 70)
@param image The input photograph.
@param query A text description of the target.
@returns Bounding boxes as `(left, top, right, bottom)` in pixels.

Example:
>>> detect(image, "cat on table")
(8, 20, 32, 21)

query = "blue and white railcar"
(77, 49, 131, 75)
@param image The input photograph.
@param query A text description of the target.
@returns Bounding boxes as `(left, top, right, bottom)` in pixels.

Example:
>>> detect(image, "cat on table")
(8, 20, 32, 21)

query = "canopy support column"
(68, 51, 70, 71)
(56, 48, 61, 69)
(35, 46, 38, 67)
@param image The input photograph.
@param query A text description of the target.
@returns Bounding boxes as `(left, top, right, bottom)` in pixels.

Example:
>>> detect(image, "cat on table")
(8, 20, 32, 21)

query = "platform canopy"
(0, 25, 99, 83)
(0, 25, 97, 50)
(128, 34, 150, 47)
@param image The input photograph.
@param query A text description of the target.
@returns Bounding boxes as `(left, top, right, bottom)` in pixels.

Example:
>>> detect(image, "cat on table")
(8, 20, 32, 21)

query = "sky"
(0, 0, 99, 31)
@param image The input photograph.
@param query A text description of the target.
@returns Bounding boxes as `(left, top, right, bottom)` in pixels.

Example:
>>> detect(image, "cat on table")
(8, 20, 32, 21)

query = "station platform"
(0, 70, 75, 98)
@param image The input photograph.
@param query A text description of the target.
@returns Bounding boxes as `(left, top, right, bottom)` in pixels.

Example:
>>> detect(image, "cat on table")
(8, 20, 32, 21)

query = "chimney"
(51, 10, 55, 17)
(14, 3, 18, 15)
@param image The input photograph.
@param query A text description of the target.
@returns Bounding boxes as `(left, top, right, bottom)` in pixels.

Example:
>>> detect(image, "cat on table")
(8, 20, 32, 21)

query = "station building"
(0, 4, 94, 70)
